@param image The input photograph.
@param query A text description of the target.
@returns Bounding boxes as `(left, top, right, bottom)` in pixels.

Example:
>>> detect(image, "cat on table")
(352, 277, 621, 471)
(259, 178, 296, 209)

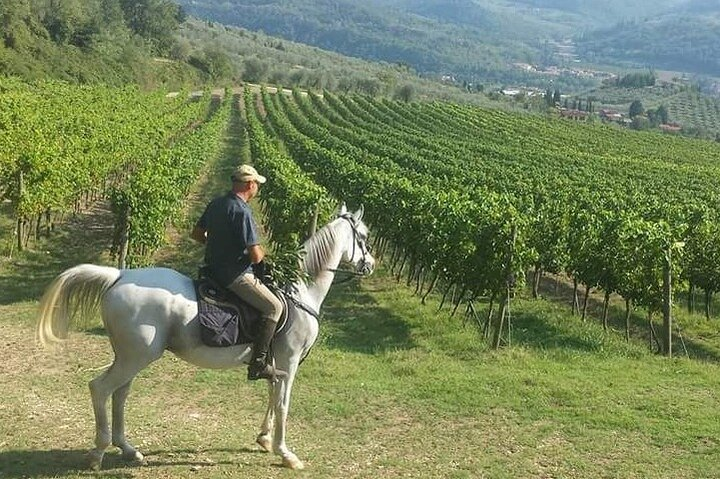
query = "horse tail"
(37, 264, 122, 347)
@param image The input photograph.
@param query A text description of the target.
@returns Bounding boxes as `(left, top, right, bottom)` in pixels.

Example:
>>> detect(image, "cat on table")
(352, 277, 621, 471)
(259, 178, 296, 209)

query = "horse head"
(336, 203, 375, 277)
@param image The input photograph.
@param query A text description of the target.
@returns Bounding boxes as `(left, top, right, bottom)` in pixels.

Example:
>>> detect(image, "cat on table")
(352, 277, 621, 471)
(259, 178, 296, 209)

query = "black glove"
(253, 260, 273, 285)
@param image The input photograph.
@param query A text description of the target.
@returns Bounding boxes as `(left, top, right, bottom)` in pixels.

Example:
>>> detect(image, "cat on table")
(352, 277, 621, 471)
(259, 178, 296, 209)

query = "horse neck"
(295, 219, 348, 311)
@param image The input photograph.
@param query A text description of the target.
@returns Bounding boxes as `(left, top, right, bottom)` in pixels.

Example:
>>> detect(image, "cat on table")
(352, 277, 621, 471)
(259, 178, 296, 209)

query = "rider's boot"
(248, 319, 287, 381)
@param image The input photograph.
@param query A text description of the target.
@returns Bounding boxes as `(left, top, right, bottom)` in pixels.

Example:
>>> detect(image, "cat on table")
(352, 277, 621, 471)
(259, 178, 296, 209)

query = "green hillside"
(174, 0, 599, 91)
(508, 0, 686, 24)
(575, 13, 720, 76)
(583, 83, 720, 138)
(0, 0, 204, 87)
(0, 1, 498, 102)
(175, 0, 720, 84)
(176, 19, 497, 104)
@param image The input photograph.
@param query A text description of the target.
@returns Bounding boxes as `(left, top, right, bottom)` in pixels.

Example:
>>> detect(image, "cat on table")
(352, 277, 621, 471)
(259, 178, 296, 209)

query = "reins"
(286, 213, 371, 317)
(326, 214, 371, 284)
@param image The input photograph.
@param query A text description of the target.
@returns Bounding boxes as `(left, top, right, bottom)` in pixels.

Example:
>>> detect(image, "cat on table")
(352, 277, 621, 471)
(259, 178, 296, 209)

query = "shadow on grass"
(0, 449, 128, 478)
(0, 447, 253, 478)
(506, 308, 610, 353)
(321, 280, 416, 354)
(532, 274, 720, 362)
(0, 203, 113, 305)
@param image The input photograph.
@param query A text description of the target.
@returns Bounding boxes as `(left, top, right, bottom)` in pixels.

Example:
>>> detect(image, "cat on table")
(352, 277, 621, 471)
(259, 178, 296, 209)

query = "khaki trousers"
(227, 273, 282, 323)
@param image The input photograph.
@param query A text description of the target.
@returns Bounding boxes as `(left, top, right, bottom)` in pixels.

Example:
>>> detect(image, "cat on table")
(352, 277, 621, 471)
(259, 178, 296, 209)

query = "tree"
(119, 0, 182, 54)
(242, 57, 269, 83)
(545, 87, 553, 106)
(631, 116, 650, 130)
(656, 104, 669, 124)
(629, 100, 644, 118)
(0, 0, 31, 48)
(617, 71, 656, 88)
(553, 88, 561, 105)
(203, 47, 233, 80)
(394, 83, 416, 102)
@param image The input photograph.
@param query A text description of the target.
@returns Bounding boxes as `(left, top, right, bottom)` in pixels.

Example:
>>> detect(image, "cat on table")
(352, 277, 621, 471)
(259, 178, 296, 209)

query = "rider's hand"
(253, 260, 273, 285)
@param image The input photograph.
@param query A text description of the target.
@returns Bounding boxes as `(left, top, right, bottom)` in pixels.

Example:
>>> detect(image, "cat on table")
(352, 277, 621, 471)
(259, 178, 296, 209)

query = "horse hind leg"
(112, 380, 144, 463)
(87, 360, 147, 470)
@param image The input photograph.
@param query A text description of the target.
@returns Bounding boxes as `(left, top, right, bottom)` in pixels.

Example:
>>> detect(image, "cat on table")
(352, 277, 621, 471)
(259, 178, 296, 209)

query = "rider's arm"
(190, 225, 207, 244)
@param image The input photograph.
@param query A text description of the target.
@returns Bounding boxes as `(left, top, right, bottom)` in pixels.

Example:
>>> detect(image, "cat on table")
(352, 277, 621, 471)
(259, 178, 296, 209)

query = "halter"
(328, 213, 372, 284)
(285, 213, 373, 319)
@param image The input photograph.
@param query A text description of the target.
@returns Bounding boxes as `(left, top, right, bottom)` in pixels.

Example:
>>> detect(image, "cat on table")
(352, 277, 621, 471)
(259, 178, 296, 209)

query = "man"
(191, 164, 285, 381)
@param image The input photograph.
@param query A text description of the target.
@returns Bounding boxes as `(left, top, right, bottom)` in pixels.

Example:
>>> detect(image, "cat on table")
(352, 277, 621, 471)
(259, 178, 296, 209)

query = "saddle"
(194, 269, 289, 347)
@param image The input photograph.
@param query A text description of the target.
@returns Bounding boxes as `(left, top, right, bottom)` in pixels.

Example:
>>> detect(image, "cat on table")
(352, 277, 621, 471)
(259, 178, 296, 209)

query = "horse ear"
(354, 204, 365, 222)
(337, 202, 348, 217)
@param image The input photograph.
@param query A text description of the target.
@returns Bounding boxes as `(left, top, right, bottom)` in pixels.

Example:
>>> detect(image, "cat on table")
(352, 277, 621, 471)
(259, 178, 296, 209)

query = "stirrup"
(248, 362, 287, 381)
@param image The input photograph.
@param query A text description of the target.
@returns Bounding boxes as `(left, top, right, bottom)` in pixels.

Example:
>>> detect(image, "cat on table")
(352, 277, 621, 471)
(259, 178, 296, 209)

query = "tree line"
(1, 0, 184, 54)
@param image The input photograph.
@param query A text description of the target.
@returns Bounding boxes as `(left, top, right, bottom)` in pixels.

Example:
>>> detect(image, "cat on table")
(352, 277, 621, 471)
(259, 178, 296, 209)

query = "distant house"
(599, 109, 624, 123)
(659, 123, 682, 133)
(558, 108, 589, 120)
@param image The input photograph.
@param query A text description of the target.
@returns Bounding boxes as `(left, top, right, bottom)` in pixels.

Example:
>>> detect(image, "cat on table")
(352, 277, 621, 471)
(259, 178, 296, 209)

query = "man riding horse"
(190, 164, 285, 381)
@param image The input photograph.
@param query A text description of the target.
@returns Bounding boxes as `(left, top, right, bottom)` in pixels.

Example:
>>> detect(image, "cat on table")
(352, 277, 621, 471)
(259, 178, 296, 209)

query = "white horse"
(37, 205, 374, 471)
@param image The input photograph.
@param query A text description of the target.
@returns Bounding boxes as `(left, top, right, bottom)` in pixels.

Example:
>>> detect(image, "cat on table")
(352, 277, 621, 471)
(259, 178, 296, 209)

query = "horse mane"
(301, 220, 340, 277)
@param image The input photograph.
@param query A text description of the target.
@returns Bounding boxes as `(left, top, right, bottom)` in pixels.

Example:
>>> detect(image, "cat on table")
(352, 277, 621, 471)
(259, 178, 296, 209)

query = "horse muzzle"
(358, 259, 375, 276)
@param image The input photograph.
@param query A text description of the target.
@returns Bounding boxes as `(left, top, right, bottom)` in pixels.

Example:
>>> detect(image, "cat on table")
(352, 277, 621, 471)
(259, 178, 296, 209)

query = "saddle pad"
(194, 280, 290, 347)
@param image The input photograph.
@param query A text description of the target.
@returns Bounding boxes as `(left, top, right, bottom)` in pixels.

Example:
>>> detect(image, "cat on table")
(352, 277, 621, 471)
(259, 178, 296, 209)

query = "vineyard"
(6, 79, 720, 477)
(0, 78, 227, 266)
(586, 84, 720, 137)
(662, 90, 720, 135)
(4, 79, 720, 350)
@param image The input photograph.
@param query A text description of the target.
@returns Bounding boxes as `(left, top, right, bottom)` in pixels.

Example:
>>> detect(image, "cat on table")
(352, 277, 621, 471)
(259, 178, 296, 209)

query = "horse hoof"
(87, 451, 104, 471)
(256, 435, 272, 453)
(123, 450, 145, 464)
(282, 455, 305, 470)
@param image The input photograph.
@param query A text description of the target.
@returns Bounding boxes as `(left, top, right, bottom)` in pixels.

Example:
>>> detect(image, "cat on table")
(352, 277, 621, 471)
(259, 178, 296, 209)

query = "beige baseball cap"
(231, 164, 266, 184)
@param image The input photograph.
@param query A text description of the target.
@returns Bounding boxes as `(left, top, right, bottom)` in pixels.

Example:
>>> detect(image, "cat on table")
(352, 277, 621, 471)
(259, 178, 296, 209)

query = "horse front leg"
(256, 381, 275, 453)
(271, 365, 304, 470)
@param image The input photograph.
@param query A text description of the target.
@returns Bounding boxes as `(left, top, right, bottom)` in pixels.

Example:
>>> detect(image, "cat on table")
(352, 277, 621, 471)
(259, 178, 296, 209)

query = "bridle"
(285, 213, 373, 319)
(328, 213, 373, 284)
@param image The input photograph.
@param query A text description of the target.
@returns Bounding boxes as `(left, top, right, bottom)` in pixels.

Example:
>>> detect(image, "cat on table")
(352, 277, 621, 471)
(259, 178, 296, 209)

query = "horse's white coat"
(37, 206, 374, 470)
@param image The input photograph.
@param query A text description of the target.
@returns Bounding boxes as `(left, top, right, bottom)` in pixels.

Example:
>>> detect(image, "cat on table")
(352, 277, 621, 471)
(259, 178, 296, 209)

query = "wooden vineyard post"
(16, 170, 24, 252)
(492, 225, 518, 349)
(117, 208, 130, 269)
(662, 244, 672, 357)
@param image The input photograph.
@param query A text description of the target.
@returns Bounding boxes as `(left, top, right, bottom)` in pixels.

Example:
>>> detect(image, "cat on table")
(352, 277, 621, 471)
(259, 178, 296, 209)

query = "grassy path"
(2, 94, 720, 478)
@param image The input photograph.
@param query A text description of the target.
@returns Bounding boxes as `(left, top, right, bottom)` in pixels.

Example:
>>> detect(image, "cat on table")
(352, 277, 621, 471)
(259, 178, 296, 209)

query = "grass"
(3, 260, 720, 478)
(3, 98, 720, 477)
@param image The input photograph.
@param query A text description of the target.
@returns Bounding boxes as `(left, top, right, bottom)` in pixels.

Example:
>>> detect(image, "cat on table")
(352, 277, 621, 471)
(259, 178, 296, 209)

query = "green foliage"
(0, 0, 198, 87)
(616, 71, 656, 88)
(243, 87, 720, 322)
(242, 56, 270, 83)
(116, 94, 229, 266)
(174, 0, 600, 91)
(577, 14, 720, 76)
(629, 99, 644, 118)
(393, 84, 416, 103)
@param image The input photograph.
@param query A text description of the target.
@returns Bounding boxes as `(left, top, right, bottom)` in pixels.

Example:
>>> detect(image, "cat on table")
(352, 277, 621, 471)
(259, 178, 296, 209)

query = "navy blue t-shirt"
(197, 191, 259, 286)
